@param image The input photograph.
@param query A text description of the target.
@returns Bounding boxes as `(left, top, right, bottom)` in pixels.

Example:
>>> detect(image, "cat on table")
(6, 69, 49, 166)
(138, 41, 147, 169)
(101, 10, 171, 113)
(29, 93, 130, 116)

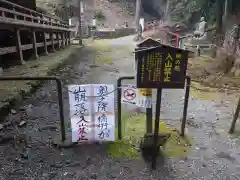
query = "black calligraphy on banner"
(97, 113, 110, 140)
(77, 123, 88, 141)
(96, 85, 110, 140)
(97, 86, 108, 112)
(136, 45, 188, 89)
(72, 86, 89, 141)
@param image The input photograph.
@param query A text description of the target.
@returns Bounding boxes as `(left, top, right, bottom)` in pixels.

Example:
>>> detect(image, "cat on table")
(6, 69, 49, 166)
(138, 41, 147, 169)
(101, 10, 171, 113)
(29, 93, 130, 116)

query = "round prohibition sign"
(123, 89, 136, 100)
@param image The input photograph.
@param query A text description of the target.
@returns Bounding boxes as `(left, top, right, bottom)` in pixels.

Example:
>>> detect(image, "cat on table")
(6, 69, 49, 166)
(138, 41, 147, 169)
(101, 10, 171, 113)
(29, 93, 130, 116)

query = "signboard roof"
(136, 37, 162, 48)
(136, 45, 189, 89)
(135, 40, 193, 53)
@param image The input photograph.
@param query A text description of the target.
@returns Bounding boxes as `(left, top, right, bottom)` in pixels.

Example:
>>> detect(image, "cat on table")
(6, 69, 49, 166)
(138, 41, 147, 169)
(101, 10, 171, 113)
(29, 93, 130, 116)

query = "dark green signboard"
(136, 45, 188, 89)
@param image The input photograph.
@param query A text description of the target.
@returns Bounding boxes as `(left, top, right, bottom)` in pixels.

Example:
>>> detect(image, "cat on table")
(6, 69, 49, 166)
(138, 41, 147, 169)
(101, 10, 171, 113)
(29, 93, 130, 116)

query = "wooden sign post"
(135, 42, 189, 169)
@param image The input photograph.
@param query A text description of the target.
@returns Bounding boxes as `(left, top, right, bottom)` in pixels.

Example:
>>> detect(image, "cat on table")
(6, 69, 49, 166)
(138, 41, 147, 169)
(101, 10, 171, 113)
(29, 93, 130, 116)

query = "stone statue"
(193, 17, 207, 39)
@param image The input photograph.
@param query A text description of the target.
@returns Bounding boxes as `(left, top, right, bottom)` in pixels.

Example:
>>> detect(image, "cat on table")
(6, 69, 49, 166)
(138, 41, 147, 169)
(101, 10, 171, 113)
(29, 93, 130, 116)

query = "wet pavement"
(0, 36, 240, 179)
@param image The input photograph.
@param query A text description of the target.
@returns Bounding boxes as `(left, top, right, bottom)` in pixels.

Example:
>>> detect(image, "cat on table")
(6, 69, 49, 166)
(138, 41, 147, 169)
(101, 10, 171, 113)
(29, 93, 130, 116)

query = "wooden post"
(57, 32, 61, 49)
(229, 97, 240, 134)
(13, 8, 17, 19)
(67, 32, 71, 45)
(15, 28, 24, 64)
(60, 32, 63, 48)
(50, 32, 55, 52)
(43, 32, 48, 55)
(146, 107, 152, 133)
(65, 32, 68, 46)
(1, 10, 5, 17)
(152, 88, 163, 169)
(32, 29, 38, 59)
(61, 32, 65, 48)
(62, 32, 65, 48)
(64, 32, 67, 46)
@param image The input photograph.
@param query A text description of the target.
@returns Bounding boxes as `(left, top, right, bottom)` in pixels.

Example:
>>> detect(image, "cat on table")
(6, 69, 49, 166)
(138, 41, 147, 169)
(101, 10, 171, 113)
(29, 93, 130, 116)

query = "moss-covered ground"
(107, 114, 191, 159)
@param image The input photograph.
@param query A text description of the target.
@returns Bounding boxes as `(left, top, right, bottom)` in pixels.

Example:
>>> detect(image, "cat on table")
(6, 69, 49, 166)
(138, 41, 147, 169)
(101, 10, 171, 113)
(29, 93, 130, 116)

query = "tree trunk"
(135, 0, 142, 39)
(78, 0, 82, 45)
(135, 0, 142, 25)
(224, 0, 228, 18)
(216, 0, 224, 33)
(164, 0, 169, 21)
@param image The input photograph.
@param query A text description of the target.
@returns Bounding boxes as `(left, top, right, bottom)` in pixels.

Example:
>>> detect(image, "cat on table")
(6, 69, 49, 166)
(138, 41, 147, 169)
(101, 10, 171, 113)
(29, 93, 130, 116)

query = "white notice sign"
(137, 88, 152, 108)
(92, 84, 115, 141)
(121, 85, 152, 108)
(121, 84, 137, 105)
(68, 84, 115, 143)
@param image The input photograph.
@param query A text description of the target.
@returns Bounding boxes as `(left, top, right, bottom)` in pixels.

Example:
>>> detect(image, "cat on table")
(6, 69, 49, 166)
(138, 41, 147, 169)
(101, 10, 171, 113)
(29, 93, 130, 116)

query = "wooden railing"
(0, 39, 67, 55)
(0, 0, 71, 31)
(0, 0, 75, 65)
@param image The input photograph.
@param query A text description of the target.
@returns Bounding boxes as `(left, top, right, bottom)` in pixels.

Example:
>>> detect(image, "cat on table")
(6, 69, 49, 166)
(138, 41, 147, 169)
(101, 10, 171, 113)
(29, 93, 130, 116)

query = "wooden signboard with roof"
(135, 38, 190, 89)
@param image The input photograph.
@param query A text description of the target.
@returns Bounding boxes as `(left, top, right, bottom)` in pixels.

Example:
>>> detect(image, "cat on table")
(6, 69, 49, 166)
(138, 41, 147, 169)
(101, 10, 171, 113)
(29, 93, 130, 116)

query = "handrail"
(0, 7, 60, 26)
(0, 1, 73, 30)
(0, 7, 39, 21)
(0, 0, 68, 25)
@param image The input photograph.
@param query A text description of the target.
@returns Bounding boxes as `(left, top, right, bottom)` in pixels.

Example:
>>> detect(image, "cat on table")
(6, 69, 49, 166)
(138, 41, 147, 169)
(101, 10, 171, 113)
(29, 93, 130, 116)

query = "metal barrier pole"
(55, 78, 66, 142)
(0, 76, 66, 142)
(117, 76, 135, 140)
(229, 97, 240, 134)
(180, 76, 191, 137)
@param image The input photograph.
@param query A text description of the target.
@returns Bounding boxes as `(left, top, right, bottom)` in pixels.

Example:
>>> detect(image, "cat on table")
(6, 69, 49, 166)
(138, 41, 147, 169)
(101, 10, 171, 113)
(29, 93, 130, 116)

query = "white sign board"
(137, 88, 152, 108)
(121, 84, 152, 108)
(92, 19, 96, 26)
(80, 1, 84, 13)
(121, 85, 137, 105)
(68, 84, 115, 143)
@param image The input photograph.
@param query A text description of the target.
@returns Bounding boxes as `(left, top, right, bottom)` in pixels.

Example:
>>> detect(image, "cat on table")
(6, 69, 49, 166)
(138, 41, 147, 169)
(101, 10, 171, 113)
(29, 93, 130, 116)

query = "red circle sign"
(124, 89, 136, 100)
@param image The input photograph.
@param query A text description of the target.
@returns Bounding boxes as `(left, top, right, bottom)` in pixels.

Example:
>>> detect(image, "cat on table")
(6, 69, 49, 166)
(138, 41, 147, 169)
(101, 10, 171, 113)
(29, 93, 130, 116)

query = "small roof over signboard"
(135, 38, 193, 54)
(136, 37, 161, 48)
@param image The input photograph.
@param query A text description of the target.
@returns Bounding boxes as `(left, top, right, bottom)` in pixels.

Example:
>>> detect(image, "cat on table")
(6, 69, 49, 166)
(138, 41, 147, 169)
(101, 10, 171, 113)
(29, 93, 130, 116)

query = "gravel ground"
(0, 36, 240, 180)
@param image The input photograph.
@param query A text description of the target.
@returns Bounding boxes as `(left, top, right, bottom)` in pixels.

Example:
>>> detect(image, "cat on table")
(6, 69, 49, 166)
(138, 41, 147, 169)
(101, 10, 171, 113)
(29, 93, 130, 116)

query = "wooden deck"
(0, 0, 75, 65)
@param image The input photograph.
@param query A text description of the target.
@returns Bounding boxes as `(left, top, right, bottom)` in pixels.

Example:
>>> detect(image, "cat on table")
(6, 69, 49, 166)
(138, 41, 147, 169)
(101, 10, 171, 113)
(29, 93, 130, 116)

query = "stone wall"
(91, 28, 135, 39)
(115, 28, 135, 38)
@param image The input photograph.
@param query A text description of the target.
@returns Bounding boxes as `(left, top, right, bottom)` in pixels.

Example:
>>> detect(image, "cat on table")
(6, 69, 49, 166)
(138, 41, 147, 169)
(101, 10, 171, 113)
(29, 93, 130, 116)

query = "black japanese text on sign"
(136, 46, 188, 89)
(73, 86, 89, 141)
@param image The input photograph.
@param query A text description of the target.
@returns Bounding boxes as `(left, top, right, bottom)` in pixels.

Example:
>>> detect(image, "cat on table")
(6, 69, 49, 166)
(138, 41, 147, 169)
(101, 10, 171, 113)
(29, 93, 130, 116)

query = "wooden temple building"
(0, 0, 74, 67)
